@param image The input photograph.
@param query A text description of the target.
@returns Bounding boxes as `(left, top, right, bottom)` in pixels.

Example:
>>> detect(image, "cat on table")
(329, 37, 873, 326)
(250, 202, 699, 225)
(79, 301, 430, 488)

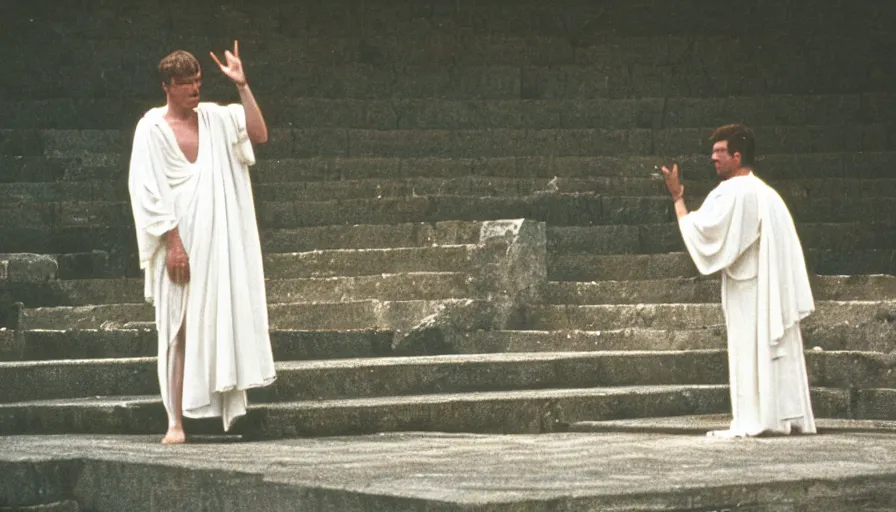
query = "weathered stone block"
(265, 99, 397, 130)
(393, 219, 546, 355)
(601, 196, 670, 224)
(548, 225, 640, 253)
(855, 389, 896, 420)
(629, 64, 691, 98)
(0, 130, 44, 157)
(456, 34, 575, 66)
(548, 252, 699, 282)
(563, 98, 664, 130)
(564, 65, 626, 99)
(399, 100, 571, 130)
(521, 66, 567, 100)
(394, 65, 520, 100)
(807, 352, 896, 389)
(349, 129, 526, 158)
(1, 254, 58, 283)
(41, 130, 131, 157)
(532, 129, 653, 156)
(55, 202, 130, 228)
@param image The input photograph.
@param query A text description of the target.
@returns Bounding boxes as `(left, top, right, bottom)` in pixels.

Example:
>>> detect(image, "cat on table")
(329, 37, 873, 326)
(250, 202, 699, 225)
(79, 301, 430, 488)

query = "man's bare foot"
(161, 427, 186, 445)
(706, 429, 744, 439)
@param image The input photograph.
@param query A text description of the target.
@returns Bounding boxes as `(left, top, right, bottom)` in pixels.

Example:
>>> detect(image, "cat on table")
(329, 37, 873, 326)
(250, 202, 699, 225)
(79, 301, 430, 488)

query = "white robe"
(128, 102, 276, 431)
(679, 172, 816, 437)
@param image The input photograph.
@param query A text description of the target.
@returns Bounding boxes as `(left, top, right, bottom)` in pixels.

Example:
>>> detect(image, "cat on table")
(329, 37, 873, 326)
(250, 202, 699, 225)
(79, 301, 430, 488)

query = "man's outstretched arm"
(211, 40, 269, 144)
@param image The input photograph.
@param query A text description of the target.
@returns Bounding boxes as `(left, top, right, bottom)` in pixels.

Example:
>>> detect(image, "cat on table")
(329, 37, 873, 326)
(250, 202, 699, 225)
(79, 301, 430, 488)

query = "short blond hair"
(158, 50, 200, 84)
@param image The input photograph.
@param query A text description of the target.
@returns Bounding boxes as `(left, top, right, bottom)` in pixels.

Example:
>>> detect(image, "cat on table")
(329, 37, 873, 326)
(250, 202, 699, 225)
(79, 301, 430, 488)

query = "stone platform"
(3, 418, 896, 511)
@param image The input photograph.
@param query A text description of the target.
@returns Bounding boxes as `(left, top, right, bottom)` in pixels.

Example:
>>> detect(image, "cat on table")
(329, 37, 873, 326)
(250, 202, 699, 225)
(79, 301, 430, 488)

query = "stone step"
(5, 35, 893, 101)
(19, 299, 471, 331)
(266, 221, 895, 255)
(544, 275, 896, 304)
(0, 154, 125, 183)
(5, 13, 890, 57)
(570, 414, 896, 435)
(0, 225, 136, 255)
(266, 195, 896, 228)
(548, 222, 896, 254)
(6, 309, 893, 362)
(1, 385, 876, 438)
(261, 220, 483, 252)
(264, 244, 480, 278)
(4, 432, 896, 512)
(2, 125, 891, 159)
(0, 386, 729, 437)
(5, 329, 394, 363)
(0, 500, 81, 512)
(255, 177, 896, 203)
(0, 352, 723, 404)
(549, 250, 896, 280)
(4, 152, 893, 184)
(520, 300, 896, 331)
(3, 195, 892, 232)
(451, 324, 895, 354)
(11, 273, 891, 311)
(262, 196, 896, 229)
(5, 176, 895, 207)
(3, 351, 893, 405)
(0, 251, 115, 281)
(175, 151, 896, 182)
(10, 272, 474, 307)
(0, 244, 481, 281)
(2, 94, 891, 130)
(5, 29, 891, 71)
(3, 219, 892, 258)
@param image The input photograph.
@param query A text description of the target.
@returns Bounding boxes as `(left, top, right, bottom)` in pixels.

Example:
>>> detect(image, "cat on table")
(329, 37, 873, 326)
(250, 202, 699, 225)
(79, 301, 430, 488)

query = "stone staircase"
(1, 0, 895, 446)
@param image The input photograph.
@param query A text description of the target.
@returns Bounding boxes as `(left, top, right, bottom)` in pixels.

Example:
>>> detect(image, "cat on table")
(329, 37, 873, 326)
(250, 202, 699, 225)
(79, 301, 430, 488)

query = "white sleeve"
(128, 118, 178, 267)
(678, 184, 760, 275)
(226, 103, 255, 166)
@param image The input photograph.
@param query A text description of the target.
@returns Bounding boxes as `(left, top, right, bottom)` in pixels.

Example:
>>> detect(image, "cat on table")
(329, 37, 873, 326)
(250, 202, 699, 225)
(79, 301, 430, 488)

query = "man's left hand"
(661, 163, 684, 200)
(211, 40, 247, 86)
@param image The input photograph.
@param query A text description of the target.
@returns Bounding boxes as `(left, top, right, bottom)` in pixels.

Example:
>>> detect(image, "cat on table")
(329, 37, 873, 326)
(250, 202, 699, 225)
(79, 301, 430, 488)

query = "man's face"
(163, 72, 202, 109)
(711, 140, 740, 180)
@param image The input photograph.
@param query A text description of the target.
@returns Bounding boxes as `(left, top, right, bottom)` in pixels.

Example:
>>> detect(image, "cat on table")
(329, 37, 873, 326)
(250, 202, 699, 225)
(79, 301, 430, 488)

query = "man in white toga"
(661, 124, 816, 438)
(128, 42, 276, 444)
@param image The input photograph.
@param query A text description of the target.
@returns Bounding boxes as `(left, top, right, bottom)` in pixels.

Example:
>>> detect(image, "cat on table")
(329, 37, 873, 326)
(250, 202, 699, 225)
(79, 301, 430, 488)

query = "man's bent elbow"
(250, 132, 268, 144)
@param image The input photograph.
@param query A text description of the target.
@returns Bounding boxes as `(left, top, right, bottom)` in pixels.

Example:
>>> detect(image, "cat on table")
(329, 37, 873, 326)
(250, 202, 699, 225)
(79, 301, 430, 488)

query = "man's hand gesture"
(211, 40, 247, 86)
(166, 231, 191, 285)
(661, 162, 685, 201)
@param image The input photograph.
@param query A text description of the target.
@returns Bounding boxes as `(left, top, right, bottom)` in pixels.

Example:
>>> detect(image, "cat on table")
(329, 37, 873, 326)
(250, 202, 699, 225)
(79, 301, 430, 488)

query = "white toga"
(679, 172, 816, 436)
(128, 102, 276, 430)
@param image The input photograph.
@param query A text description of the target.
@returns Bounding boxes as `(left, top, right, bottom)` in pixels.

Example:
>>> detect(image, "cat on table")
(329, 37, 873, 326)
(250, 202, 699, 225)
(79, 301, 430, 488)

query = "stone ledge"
(571, 414, 896, 435)
(0, 255, 57, 283)
(2, 431, 896, 511)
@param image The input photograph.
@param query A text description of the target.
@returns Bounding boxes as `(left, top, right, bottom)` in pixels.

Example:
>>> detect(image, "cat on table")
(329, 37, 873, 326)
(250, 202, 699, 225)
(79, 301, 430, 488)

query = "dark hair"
(158, 50, 201, 84)
(710, 124, 756, 166)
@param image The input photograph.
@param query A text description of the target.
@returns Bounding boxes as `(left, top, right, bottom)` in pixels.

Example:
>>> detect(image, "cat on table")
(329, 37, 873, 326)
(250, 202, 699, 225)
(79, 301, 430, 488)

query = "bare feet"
(161, 426, 186, 445)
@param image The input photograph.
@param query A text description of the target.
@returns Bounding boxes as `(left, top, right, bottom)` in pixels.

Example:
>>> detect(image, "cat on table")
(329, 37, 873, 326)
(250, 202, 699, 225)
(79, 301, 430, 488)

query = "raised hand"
(661, 162, 685, 201)
(210, 40, 247, 86)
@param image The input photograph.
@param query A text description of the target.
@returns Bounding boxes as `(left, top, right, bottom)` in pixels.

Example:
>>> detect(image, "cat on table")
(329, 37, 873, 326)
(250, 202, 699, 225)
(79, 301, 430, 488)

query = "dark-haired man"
(661, 124, 816, 438)
(128, 42, 276, 444)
